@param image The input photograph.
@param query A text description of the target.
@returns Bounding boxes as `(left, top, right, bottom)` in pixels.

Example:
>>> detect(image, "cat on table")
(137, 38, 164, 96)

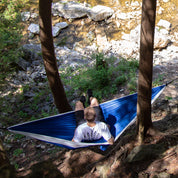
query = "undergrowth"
(0, 0, 27, 82)
(60, 53, 139, 101)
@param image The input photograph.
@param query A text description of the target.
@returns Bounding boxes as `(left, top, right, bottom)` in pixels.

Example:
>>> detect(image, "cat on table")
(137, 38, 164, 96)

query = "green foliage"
(60, 53, 139, 100)
(18, 111, 28, 118)
(14, 163, 19, 170)
(153, 74, 165, 86)
(47, 146, 62, 154)
(114, 75, 127, 85)
(41, 111, 51, 118)
(30, 116, 37, 121)
(165, 96, 172, 100)
(14, 134, 24, 140)
(0, 0, 26, 80)
(13, 148, 23, 157)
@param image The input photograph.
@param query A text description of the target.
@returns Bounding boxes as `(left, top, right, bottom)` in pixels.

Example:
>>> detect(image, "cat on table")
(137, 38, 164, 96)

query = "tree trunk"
(137, 0, 157, 143)
(39, 0, 72, 113)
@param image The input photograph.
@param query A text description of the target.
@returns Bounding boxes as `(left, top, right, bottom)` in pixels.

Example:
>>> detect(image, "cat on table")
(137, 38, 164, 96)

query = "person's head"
(84, 107, 96, 123)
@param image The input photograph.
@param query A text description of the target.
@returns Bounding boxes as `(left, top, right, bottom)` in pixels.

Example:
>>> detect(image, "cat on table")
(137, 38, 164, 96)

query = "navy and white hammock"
(8, 85, 166, 151)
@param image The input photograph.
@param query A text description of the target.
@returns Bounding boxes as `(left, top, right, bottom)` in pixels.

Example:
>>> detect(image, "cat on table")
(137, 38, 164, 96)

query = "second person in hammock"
(72, 91, 114, 145)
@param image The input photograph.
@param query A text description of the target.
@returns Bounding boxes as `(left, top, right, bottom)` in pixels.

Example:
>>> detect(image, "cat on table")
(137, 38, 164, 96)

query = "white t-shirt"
(73, 121, 112, 142)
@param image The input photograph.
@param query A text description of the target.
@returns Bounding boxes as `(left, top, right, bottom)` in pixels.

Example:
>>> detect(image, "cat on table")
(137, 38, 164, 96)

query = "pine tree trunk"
(137, 0, 157, 143)
(39, 0, 72, 113)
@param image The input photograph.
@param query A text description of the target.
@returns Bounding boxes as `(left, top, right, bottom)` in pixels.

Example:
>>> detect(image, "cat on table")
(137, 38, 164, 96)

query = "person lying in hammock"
(72, 96, 114, 145)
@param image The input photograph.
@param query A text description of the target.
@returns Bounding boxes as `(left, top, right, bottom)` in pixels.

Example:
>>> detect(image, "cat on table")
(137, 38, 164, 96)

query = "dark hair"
(84, 107, 96, 122)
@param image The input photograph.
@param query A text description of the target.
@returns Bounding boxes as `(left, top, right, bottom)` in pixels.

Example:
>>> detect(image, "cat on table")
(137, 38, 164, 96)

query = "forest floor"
(1, 57, 177, 178)
(0, 1, 178, 177)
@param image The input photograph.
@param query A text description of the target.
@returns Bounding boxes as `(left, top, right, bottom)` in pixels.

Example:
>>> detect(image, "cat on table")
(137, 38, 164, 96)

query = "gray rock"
(21, 12, 31, 21)
(21, 12, 38, 21)
(87, 5, 114, 21)
(157, 19, 172, 30)
(55, 22, 68, 29)
(52, 26, 61, 37)
(28, 23, 39, 34)
(115, 10, 141, 20)
(16, 57, 31, 71)
(30, 13, 38, 19)
(28, 22, 68, 37)
(52, 2, 89, 19)
(154, 27, 172, 50)
(22, 44, 42, 62)
(52, 22, 68, 37)
(23, 44, 41, 52)
(110, 40, 138, 58)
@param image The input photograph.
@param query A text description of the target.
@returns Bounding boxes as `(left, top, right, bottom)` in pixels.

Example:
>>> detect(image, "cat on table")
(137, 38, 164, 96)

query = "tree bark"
(39, 0, 72, 113)
(137, 0, 157, 143)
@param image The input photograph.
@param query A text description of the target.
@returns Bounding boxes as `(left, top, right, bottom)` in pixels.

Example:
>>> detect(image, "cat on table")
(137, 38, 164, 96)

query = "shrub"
(60, 53, 139, 101)
(0, 0, 26, 81)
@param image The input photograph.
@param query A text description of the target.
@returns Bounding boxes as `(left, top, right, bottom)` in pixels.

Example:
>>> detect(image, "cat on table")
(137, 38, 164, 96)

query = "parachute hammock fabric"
(8, 85, 166, 151)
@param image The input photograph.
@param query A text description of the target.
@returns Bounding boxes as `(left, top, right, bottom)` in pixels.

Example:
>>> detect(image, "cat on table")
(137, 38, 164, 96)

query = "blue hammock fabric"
(8, 85, 166, 151)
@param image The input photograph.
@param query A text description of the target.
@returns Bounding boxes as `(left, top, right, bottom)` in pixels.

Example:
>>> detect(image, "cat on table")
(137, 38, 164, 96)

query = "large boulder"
(52, 2, 114, 21)
(157, 19, 171, 30)
(87, 5, 114, 21)
(154, 27, 171, 50)
(52, 2, 89, 19)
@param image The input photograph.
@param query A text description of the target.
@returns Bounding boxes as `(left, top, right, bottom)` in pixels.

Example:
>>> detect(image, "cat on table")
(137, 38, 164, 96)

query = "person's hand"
(108, 136, 114, 145)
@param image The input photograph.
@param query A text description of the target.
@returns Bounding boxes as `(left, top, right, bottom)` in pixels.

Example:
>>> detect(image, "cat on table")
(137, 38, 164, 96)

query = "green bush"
(60, 53, 139, 101)
(114, 75, 127, 85)
(0, 0, 26, 80)
(13, 148, 23, 157)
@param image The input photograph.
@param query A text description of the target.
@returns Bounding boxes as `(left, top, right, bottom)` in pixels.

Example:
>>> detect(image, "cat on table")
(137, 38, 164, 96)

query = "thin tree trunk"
(39, 0, 72, 113)
(137, 0, 157, 143)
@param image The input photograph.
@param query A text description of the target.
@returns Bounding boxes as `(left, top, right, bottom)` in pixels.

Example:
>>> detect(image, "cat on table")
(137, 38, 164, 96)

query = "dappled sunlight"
(0, 82, 23, 98)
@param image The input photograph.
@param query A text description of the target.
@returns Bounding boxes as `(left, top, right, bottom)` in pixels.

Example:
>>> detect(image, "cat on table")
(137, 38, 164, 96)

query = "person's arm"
(101, 122, 114, 145)
(72, 127, 82, 142)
